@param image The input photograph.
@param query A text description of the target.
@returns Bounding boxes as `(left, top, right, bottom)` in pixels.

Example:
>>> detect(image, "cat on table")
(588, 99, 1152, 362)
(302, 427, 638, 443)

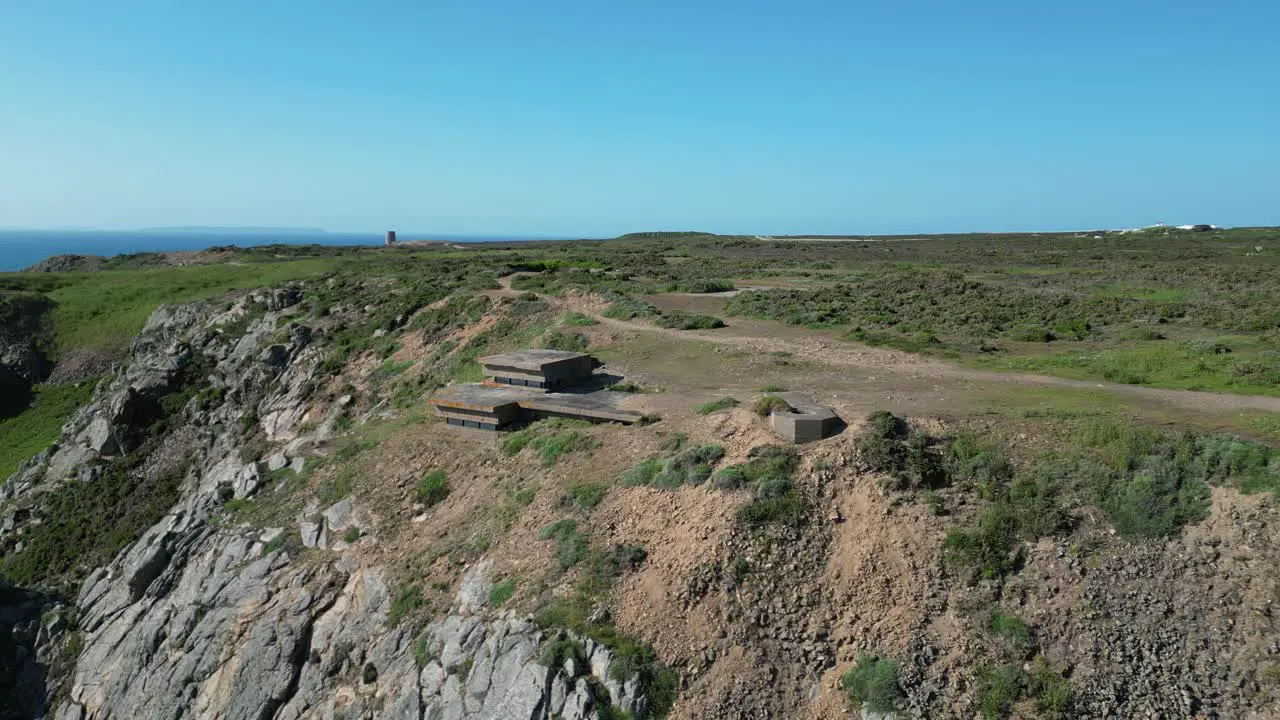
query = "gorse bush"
(562, 481, 606, 510)
(539, 519, 590, 570)
(601, 294, 660, 320)
(857, 411, 948, 490)
(622, 444, 726, 489)
(728, 445, 809, 527)
(840, 653, 903, 713)
(654, 311, 726, 330)
(416, 470, 450, 507)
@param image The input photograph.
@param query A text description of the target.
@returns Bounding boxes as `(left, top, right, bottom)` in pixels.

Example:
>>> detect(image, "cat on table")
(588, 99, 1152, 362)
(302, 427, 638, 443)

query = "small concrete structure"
(769, 395, 842, 444)
(430, 350, 640, 430)
(385, 230, 397, 247)
(479, 349, 594, 393)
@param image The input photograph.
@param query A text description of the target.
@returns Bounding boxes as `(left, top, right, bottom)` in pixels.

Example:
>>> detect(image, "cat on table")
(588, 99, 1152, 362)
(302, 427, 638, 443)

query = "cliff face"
(0, 292, 54, 414)
(0, 286, 654, 720)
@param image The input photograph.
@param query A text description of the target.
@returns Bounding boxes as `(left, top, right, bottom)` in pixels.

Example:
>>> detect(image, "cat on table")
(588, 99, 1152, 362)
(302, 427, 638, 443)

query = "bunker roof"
(478, 349, 590, 372)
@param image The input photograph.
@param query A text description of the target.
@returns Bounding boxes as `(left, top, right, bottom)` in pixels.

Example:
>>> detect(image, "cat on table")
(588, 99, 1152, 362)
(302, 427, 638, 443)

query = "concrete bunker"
(430, 350, 641, 430)
(769, 397, 843, 444)
(479, 349, 595, 392)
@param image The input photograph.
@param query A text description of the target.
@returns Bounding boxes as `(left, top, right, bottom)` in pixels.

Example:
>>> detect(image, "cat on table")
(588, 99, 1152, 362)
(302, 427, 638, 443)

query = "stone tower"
(385, 230, 397, 247)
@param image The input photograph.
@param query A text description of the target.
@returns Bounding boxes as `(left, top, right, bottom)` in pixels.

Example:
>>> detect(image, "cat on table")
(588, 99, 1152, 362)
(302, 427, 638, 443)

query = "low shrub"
(561, 311, 598, 326)
(539, 519, 590, 570)
(489, 579, 516, 607)
(416, 470, 450, 507)
(602, 295, 659, 320)
(988, 610, 1032, 651)
(563, 482, 606, 510)
(540, 330, 589, 352)
(530, 431, 596, 467)
(695, 397, 739, 414)
(978, 665, 1025, 720)
(622, 444, 726, 489)
(840, 653, 903, 713)
(388, 584, 425, 625)
(654, 311, 726, 330)
(753, 395, 792, 417)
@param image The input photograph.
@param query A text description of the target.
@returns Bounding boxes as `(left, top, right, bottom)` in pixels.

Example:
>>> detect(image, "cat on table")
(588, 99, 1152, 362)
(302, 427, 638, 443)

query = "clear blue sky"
(2, 1, 1277, 236)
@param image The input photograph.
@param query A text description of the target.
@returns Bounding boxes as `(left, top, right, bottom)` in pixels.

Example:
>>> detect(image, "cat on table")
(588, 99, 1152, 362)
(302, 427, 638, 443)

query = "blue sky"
(1, 1, 1277, 236)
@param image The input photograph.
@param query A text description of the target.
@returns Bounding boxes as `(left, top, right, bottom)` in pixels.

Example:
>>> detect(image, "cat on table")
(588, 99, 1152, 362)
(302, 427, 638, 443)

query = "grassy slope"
(0, 382, 96, 481)
(0, 257, 338, 483)
(42, 259, 337, 354)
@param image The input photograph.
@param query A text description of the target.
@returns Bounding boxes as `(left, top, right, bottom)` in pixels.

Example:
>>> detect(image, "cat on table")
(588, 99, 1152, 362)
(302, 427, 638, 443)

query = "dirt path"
(494, 275, 1280, 418)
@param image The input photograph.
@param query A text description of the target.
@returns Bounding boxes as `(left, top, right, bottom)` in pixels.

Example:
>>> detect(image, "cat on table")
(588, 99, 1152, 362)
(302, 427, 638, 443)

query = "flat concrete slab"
(478, 349, 590, 372)
(430, 384, 528, 412)
(430, 382, 643, 425)
(520, 391, 643, 423)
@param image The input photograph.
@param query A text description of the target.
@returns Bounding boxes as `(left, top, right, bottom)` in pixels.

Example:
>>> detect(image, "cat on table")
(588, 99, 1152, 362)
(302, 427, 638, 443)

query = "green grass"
(388, 583, 425, 625)
(416, 469, 450, 507)
(758, 383, 787, 392)
(561, 311, 598, 326)
(988, 610, 1031, 649)
(622, 444, 726, 489)
(489, 579, 516, 607)
(979, 342, 1280, 396)
(530, 431, 596, 467)
(978, 665, 1025, 720)
(540, 330, 589, 352)
(24, 259, 335, 355)
(564, 481, 606, 510)
(752, 395, 792, 417)
(539, 519, 590, 570)
(0, 381, 96, 482)
(1237, 410, 1280, 442)
(695, 397, 739, 414)
(840, 653, 903, 713)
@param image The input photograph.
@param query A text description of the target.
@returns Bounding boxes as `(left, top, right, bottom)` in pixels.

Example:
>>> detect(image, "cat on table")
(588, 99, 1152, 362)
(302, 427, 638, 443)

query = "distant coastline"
(0, 230, 576, 272)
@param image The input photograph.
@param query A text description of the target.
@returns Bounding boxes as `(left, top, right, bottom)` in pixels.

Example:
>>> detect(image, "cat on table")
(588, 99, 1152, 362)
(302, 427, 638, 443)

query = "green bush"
(539, 519, 590, 570)
(753, 395, 792, 417)
(737, 491, 808, 527)
(654, 311, 726, 330)
(416, 470, 450, 508)
(388, 584, 425, 625)
(540, 330, 589, 352)
(978, 665, 1026, 720)
(988, 610, 1031, 650)
(502, 428, 536, 457)
(564, 482, 606, 510)
(622, 444, 726, 489)
(840, 653, 903, 713)
(602, 295, 660, 320)
(710, 466, 747, 490)
(758, 383, 787, 392)
(695, 397, 739, 414)
(561, 311, 598, 326)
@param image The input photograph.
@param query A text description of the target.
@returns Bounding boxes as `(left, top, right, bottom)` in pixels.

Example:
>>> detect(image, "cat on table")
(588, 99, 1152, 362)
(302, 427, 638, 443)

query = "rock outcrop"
(1, 286, 660, 720)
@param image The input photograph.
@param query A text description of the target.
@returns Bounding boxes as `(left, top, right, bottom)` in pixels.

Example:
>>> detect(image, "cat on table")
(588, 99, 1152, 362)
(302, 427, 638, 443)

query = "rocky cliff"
(1, 286, 655, 720)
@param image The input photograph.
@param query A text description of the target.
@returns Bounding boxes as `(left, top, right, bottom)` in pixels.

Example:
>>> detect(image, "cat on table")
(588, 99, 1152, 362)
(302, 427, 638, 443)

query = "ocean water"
(0, 230, 565, 272)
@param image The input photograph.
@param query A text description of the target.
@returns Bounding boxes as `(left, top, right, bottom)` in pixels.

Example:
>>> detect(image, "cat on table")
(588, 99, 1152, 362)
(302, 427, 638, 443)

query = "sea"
(0, 230, 570, 272)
